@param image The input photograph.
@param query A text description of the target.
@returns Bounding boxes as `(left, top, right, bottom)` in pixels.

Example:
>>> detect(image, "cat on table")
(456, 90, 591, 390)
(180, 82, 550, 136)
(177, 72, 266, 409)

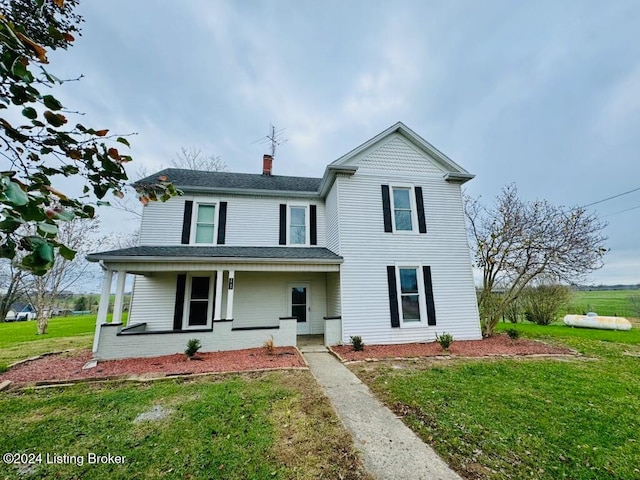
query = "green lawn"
(0, 372, 370, 480)
(565, 289, 639, 318)
(351, 324, 640, 480)
(0, 314, 125, 370)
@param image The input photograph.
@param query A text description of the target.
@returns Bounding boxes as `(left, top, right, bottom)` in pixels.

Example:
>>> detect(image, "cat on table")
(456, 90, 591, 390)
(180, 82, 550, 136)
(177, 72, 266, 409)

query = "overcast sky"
(47, 0, 640, 286)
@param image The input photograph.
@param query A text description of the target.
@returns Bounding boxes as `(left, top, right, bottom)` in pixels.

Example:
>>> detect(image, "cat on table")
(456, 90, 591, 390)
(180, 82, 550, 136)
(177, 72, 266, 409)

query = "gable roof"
(135, 123, 473, 199)
(318, 121, 474, 195)
(8, 302, 33, 313)
(135, 169, 321, 197)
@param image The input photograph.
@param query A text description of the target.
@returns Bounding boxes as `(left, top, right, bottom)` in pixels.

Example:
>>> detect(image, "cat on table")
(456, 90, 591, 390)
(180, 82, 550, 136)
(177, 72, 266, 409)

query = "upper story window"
(289, 206, 307, 245)
(392, 188, 413, 231)
(382, 185, 427, 234)
(280, 203, 317, 246)
(194, 204, 216, 244)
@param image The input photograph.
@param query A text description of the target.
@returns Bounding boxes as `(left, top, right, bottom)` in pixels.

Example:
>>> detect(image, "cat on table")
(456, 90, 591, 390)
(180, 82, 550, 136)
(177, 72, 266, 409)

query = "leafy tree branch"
(0, 0, 178, 275)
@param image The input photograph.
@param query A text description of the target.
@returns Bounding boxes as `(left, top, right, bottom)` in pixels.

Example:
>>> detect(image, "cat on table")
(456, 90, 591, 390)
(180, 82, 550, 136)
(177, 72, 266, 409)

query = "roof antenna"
(253, 124, 288, 158)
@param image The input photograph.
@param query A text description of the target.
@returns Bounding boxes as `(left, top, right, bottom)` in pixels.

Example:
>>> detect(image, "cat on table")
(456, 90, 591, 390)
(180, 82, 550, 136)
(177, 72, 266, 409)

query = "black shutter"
(181, 201, 193, 244)
(381, 185, 392, 233)
(279, 204, 287, 245)
(310, 205, 317, 245)
(422, 266, 436, 325)
(173, 274, 187, 330)
(415, 187, 427, 234)
(217, 202, 227, 245)
(387, 266, 400, 328)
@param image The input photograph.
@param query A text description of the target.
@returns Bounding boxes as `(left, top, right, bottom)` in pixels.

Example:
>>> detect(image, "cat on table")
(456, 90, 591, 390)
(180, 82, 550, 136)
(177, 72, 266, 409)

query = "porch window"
(398, 268, 421, 323)
(185, 275, 213, 328)
(289, 206, 307, 245)
(194, 204, 216, 244)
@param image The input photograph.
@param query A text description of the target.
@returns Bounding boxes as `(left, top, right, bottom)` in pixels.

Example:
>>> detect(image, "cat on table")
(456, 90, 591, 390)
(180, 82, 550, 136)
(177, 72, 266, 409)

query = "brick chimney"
(262, 154, 273, 176)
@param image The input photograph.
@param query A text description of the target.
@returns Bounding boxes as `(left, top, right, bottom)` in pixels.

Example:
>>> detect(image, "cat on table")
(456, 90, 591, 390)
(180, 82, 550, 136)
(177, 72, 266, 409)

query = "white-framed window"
(288, 204, 308, 245)
(192, 203, 217, 244)
(183, 274, 214, 329)
(396, 266, 426, 326)
(391, 186, 417, 233)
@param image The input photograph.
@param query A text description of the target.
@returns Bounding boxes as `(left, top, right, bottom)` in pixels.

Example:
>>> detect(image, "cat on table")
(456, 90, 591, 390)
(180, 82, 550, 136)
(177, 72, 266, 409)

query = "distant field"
(565, 289, 640, 318)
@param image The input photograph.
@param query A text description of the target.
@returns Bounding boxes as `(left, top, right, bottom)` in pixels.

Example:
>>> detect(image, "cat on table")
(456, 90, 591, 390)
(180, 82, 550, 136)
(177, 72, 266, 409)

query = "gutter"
(318, 165, 358, 197)
(444, 172, 475, 184)
(175, 185, 322, 199)
(87, 255, 343, 265)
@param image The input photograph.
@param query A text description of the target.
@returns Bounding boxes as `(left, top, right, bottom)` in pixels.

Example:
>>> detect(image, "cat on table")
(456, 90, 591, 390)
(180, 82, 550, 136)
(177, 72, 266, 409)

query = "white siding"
(326, 272, 341, 317)
(233, 272, 327, 334)
(325, 181, 340, 254)
(336, 137, 481, 345)
(128, 273, 177, 331)
(139, 194, 326, 248)
(139, 196, 186, 245)
(341, 133, 446, 175)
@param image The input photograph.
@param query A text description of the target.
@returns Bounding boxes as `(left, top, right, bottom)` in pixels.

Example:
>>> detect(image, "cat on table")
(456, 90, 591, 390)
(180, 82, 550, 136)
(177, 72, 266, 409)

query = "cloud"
(594, 65, 640, 138)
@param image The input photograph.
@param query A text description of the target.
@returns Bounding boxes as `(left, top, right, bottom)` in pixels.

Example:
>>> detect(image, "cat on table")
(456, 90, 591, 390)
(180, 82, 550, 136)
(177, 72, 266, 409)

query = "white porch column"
(226, 270, 235, 320)
(214, 270, 224, 320)
(112, 270, 127, 324)
(93, 269, 113, 353)
(96, 269, 113, 325)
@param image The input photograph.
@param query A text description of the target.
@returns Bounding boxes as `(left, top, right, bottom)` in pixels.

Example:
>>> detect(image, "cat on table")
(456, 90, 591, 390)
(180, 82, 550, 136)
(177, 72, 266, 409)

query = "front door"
(290, 283, 311, 335)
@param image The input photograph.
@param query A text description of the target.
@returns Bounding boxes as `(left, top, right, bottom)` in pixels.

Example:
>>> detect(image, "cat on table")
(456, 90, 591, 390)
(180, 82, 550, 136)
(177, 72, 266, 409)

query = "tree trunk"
(483, 312, 502, 337)
(36, 315, 48, 335)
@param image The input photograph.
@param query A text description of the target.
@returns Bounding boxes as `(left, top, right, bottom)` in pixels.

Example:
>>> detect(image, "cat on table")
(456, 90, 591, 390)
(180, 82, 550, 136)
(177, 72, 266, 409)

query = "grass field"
(0, 315, 125, 370)
(351, 324, 640, 479)
(0, 372, 370, 480)
(565, 289, 639, 318)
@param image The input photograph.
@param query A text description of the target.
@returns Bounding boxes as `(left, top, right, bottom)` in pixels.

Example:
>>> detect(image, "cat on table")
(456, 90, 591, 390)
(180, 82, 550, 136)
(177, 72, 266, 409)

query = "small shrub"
(436, 332, 454, 351)
(505, 328, 520, 341)
(350, 335, 364, 352)
(185, 338, 202, 359)
(504, 297, 523, 323)
(522, 284, 571, 325)
(0, 364, 8, 374)
(263, 335, 275, 355)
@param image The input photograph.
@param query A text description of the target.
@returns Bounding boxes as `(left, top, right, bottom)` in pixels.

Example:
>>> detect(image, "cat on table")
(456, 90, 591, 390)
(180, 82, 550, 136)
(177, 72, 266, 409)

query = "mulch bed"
(331, 334, 574, 362)
(0, 347, 306, 386)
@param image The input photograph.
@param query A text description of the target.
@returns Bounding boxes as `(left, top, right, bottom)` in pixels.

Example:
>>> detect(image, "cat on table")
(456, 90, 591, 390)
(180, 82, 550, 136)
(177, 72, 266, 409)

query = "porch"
(87, 246, 343, 360)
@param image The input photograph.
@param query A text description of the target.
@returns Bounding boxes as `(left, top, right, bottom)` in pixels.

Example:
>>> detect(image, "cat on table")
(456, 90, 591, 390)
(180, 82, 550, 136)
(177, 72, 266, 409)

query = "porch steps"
(298, 345, 328, 353)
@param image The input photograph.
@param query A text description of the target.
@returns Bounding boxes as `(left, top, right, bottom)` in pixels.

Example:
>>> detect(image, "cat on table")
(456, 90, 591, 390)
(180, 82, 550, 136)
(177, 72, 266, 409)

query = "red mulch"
(0, 347, 305, 385)
(331, 334, 574, 362)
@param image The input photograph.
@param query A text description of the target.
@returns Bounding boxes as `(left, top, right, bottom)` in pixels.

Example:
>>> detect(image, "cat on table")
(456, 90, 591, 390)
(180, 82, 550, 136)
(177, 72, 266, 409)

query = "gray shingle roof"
(87, 246, 342, 262)
(135, 168, 322, 194)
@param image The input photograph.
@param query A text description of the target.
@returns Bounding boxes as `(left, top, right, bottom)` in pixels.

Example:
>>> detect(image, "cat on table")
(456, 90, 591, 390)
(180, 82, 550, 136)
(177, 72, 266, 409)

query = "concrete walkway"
(300, 346, 462, 480)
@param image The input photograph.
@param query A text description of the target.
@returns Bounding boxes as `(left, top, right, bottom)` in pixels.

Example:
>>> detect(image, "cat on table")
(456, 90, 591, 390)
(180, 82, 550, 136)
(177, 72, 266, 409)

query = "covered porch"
(87, 246, 343, 360)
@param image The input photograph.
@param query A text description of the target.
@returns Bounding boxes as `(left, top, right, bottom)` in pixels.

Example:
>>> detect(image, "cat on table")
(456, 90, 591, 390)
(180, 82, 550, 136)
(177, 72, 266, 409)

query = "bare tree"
(465, 184, 607, 336)
(109, 164, 153, 220)
(110, 148, 225, 221)
(103, 229, 140, 250)
(23, 218, 100, 334)
(170, 147, 227, 172)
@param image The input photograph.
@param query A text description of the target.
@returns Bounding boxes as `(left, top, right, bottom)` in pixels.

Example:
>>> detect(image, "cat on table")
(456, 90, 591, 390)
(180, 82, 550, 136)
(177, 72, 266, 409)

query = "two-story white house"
(88, 122, 481, 360)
